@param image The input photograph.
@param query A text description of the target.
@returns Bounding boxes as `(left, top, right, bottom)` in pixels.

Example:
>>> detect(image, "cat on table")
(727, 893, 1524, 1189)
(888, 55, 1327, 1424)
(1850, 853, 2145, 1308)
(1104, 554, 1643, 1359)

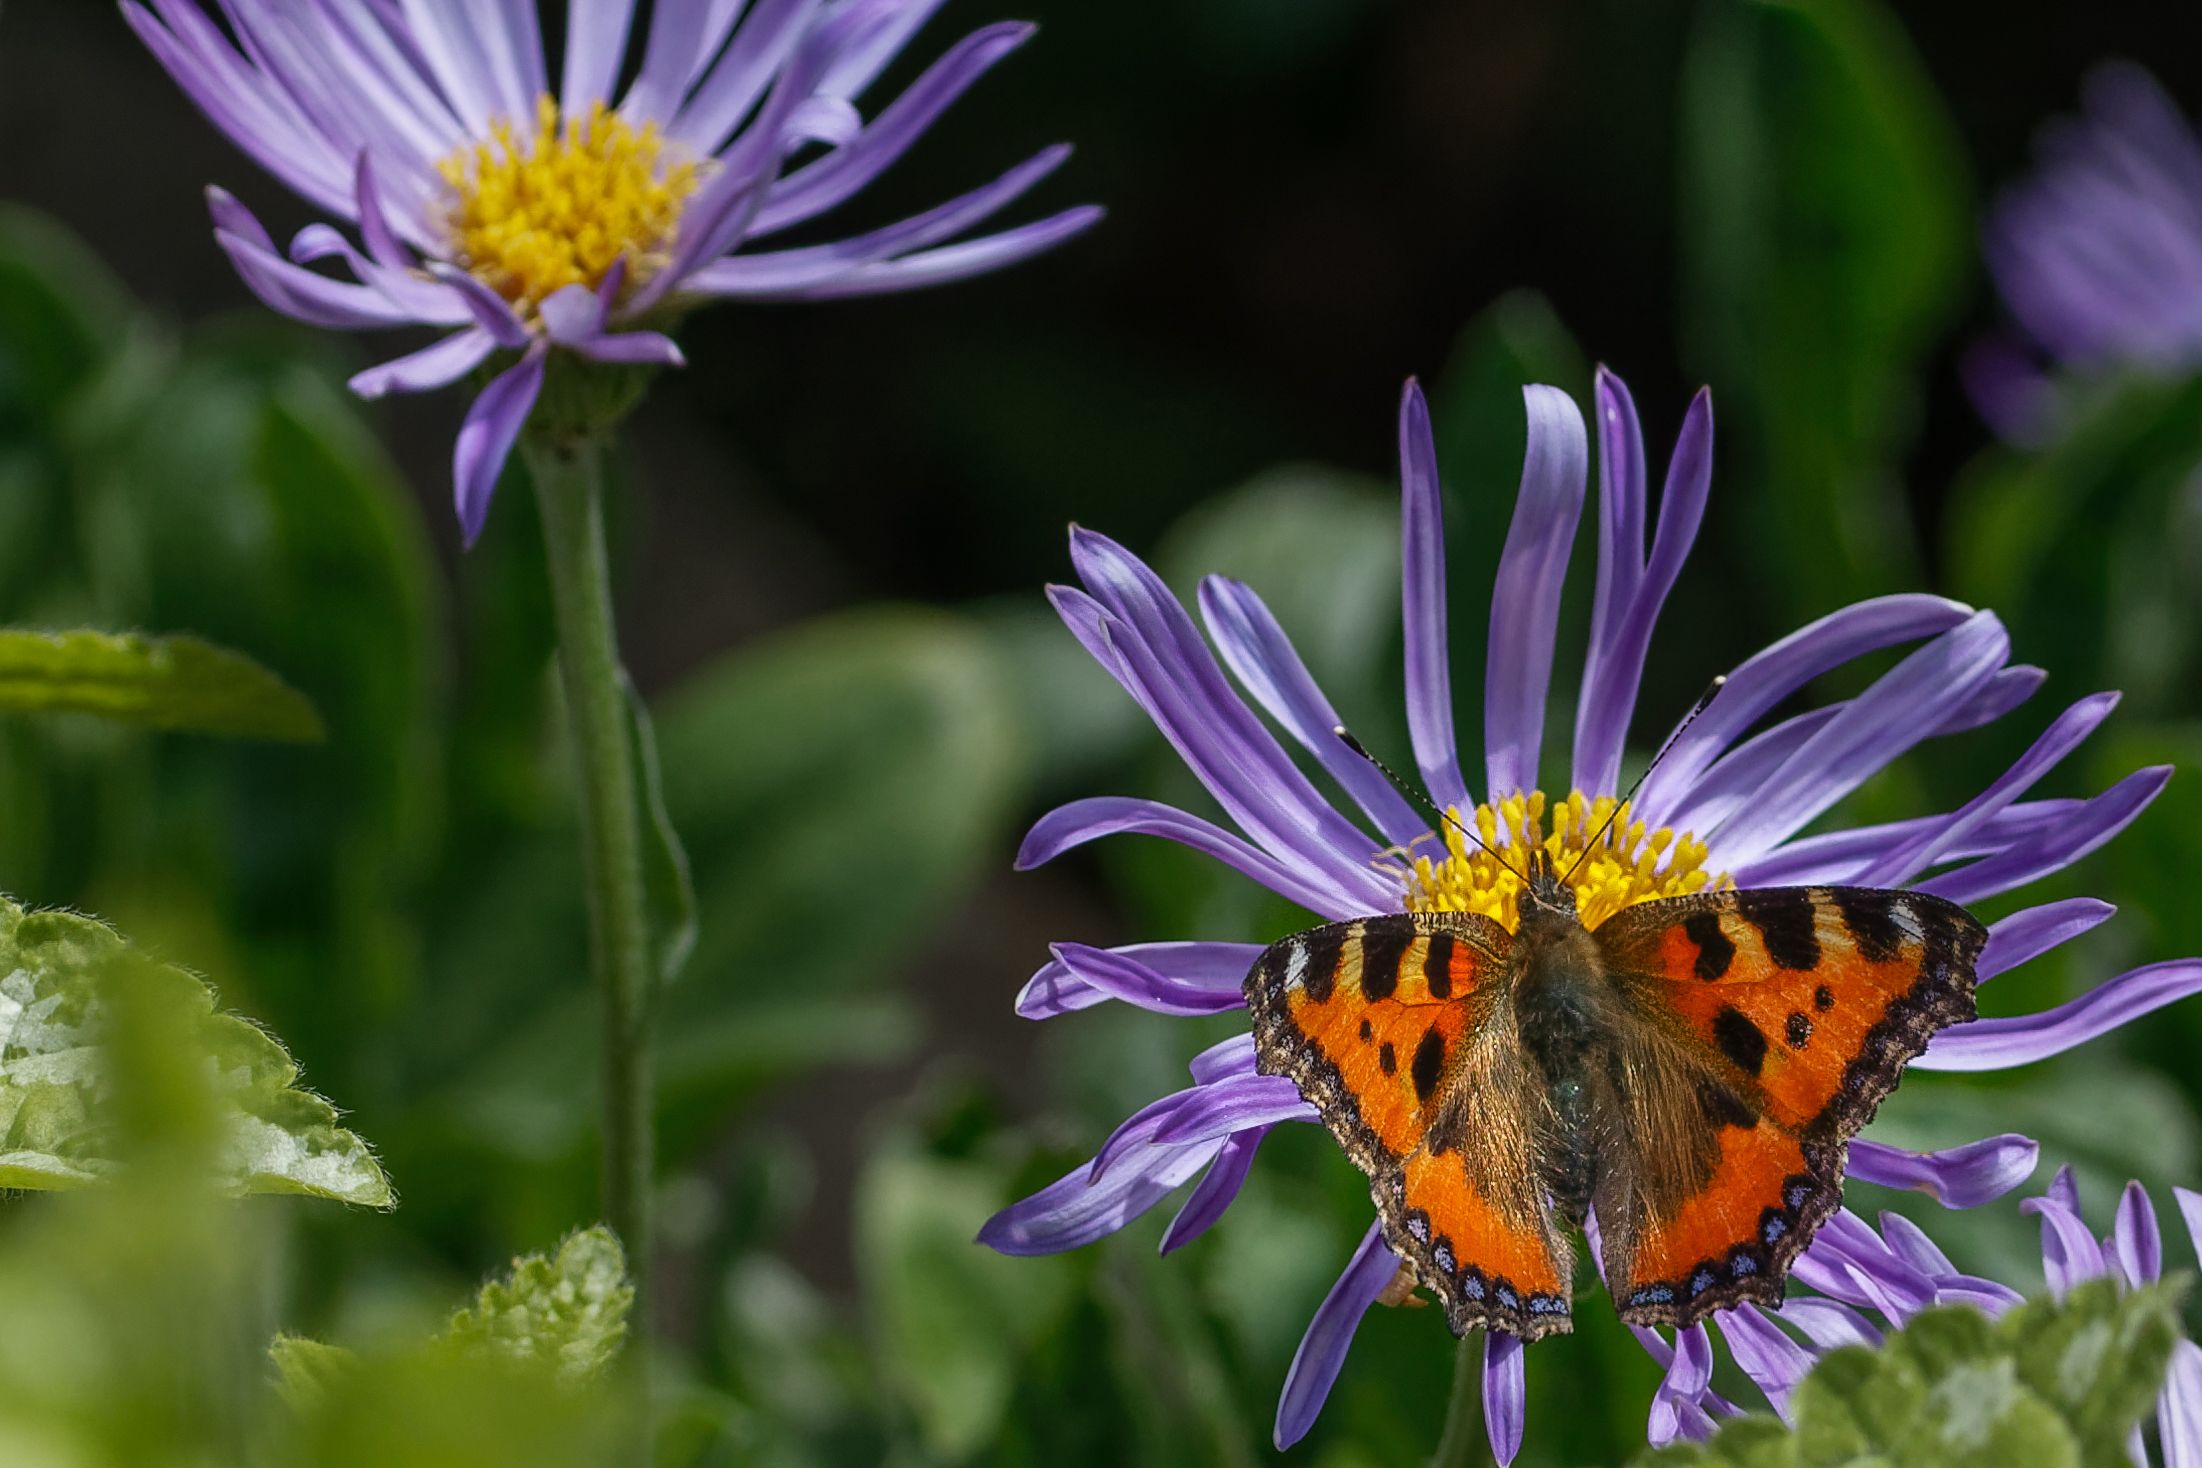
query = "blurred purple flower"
(982, 370, 2199, 1461)
(125, 0, 1098, 543)
(1973, 63, 2202, 441)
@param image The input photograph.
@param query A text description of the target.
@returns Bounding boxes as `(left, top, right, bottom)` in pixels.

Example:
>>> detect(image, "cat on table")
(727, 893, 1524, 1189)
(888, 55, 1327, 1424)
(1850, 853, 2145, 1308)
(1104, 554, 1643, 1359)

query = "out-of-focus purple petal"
(1188, 1033, 1259, 1084)
(756, 207, 1101, 300)
(570, 330, 688, 368)
(214, 228, 422, 329)
(1275, 1223, 1398, 1450)
(1917, 960, 2202, 1071)
(452, 347, 544, 548)
(1708, 612, 2011, 866)
(1198, 576, 1425, 845)
(394, 0, 502, 133)
(667, 0, 830, 154)
(1634, 595, 1975, 831)
(978, 1136, 1222, 1256)
(1719, 1304, 1816, 1416)
(2163, 1339, 2202, 1468)
(2177, 1188, 2202, 1262)
(1847, 1135, 2040, 1209)
(1040, 942, 1249, 1019)
(1483, 385, 1588, 798)
(1015, 941, 1259, 1020)
(1917, 765, 2172, 906)
(539, 282, 611, 344)
(1398, 380, 1472, 813)
(1160, 1126, 1267, 1254)
(1485, 1331, 1527, 1466)
(1149, 1072, 1314, 1146)
(1015, 795, 1370, 921)
(1964, 336, 2060, 446)
(1854, 692, 2119, 886)
(427, 263, 533, 348)
(1574, 383, 1713, 797)
(2112, 1180, 2164, 1286)
(349, 328, 497, 399)
(561, 0, 639, 112)
(1979, 899, 2118, 982)
(1780, 1298, 1884, 1351)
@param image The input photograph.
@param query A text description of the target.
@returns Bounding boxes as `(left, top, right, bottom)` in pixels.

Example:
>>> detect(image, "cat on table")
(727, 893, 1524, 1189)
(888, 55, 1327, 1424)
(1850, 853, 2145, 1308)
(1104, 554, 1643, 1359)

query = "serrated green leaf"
(623, 675, 695, 988)
(268, 1335, 359, 1412)
(441, 1226, 634, 1385)
(0, 898, 389, 1205)
(0, 628, 323, 742)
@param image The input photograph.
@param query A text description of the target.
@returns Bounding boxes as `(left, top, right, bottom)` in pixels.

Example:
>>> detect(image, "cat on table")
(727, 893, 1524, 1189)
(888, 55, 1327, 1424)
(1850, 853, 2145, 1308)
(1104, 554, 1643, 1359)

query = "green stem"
(527, 436, 655, 1343)
(1432, 1334, 1494, 1468)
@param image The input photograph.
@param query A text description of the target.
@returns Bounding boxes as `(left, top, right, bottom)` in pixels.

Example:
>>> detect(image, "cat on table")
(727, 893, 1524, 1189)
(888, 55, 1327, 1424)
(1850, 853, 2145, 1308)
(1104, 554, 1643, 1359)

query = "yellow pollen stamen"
(437, 95, 703, 315)
(1397, 789, 1728, 932)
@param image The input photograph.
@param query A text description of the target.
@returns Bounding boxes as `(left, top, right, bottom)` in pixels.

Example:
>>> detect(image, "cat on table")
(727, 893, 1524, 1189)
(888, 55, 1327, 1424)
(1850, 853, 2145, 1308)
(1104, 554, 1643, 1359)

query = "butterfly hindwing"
(1586, 886, 1985, 1327)
(1245, 912, 1576, 1338)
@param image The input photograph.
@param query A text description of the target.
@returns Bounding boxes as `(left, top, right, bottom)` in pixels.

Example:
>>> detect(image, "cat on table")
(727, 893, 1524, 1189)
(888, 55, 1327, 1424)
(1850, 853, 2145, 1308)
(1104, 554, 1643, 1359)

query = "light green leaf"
(441, 1226, 634, 1385)
(0, 898, 390, 1205)
(0, 628, 323, 742)
(623, 675, 696, 988)
(268, 1334, 360, 1412)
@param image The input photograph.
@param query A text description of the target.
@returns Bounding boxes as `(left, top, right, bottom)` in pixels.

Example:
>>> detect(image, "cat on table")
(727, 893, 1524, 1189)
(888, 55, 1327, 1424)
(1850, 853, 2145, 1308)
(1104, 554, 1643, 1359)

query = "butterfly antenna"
(1332, 726, 1530, 883)
(1558, 674, 1728, 888)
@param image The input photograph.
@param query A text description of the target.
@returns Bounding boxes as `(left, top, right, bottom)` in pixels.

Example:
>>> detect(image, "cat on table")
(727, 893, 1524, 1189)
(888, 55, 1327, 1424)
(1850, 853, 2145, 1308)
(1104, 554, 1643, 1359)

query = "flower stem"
(1432, 1334, 1493, 1468)
(526, 435, 656, 1342)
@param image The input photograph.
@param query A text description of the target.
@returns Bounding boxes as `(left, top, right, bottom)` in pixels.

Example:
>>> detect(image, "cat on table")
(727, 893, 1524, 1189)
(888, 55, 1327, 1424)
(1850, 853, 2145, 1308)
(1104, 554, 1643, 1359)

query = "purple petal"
(1979, 899, 2118, 982)
(1647, 1325, 1716, 1446)
(2111, 1180, 2164, 1286)
(978, 1136, 1222, 1256)
(1159, 1126, 1267, 1254)
(666, 0, 831, 154)
(1662, 705, 1843, 840)
(1485, 1330, 1527, 1466)
(1398, 380, 1472, 813)
(818, 0, 951, 99)
(1916, 765, 2172, 906)
(1150, 1073, 1314, 1146)
(1198, 576, 1425, 845)
(1483, 385, 1589, 799)
(561, 0, 639, 111)
(1573, 382, 1714, 797)
(452, 348, 544, 548)
(1780, 1298, 1884, 1351)
(1015, 795, 1370, 922)
(1189, 1033, 1259, 1084)
(2178, 1188, 2202, 1263)
(1791, 1211, 1937, 1321)
(728, 207, 1101, 299)
(1634, 594, 1975, 831)
(392, 0, 503, 133)
(570, 330, 687, 368)
(1916, 960, 2202, 1072)
(349, 328, 497, 399)
(2164, 1339, 2202, 1468)
(1719, 1304, 1816, 1416)
(1853, 691, 2120, 887)
(213, 228, 423, 329)
(1707, 612, 2012, 866)
(1573, 369, 1647, 798)
(1729, 799, 2077, 888)
(539, 282, 611, 344)
(426, 264, 532, 348)
(1015, 941, 1260, 1021)
(1275, 1222, 1397, 1449)
(1875, 1210, 1958, 1277)
(1847, 1135, 2040, 1209)
(1038, 942, 1249, 1019)
(2021, 1185, 2109, 1296)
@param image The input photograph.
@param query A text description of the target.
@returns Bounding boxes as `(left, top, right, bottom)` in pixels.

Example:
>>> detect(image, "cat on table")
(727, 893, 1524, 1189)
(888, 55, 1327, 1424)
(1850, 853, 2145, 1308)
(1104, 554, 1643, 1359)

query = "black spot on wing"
(1357, 916, 1415, 1001)
(1424, 931, 1456, 999)
(1359, 1019, 1373, 1042)
(1682, 911, 1733, 980)
(1831, 890, 1906, 963)
(1378, 1042, 1396, 1076)
(1411, 1028, 1445, 1103)
(1737, 889, 1820, 970)
(1697, 1076, 1759, 1131)
(1300, 926, 1345, 1003)
(1813, 984, 1835, 1012)
(1712, 1005, 1769, 1076)
(1786, 1012, 1812, 1049)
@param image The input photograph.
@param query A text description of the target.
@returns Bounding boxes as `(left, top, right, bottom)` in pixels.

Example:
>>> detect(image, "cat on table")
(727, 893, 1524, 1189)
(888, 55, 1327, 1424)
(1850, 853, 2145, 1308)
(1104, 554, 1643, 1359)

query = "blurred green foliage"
(0, 0, 2196, 1463)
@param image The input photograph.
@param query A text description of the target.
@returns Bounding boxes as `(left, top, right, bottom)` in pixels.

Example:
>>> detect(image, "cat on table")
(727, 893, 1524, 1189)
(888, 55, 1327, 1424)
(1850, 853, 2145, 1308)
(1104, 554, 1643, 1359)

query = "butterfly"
(1244, 732, 1986, 1340)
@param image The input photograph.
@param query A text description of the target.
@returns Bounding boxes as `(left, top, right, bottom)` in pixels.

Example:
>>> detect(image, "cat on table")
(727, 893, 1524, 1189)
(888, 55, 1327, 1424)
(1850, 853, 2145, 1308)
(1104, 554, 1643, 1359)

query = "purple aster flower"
(1973, 62, 2202, 441)
(125, 0, 1099, 543)
(981, 370, 2202, 1461)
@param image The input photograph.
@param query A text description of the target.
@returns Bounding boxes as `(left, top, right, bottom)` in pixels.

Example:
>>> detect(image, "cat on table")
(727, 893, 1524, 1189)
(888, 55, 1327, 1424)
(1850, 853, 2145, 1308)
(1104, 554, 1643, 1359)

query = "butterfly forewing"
(1245, 912, 1578, 1339)
(1586, 886, 1985, 1326)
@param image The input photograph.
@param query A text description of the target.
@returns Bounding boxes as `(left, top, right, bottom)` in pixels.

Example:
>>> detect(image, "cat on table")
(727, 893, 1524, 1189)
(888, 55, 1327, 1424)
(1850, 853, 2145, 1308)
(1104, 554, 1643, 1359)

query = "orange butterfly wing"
(1586, 886, 1984, 1327)
(1245, 913, 1576, 1338)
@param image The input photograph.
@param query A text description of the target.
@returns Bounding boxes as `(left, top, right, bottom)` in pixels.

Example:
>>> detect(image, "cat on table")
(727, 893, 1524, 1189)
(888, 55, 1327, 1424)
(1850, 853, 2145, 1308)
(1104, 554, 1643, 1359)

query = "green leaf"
(269, 1334, 360, 1412)
(0, 628, 323, 741)
(623, 675, 696, 987)
(0, 897, 390, 1205)
(1680, 0, 1968, 617)
(441, 1226, 635, 1385)
(1635, 1282, 2184, 1468)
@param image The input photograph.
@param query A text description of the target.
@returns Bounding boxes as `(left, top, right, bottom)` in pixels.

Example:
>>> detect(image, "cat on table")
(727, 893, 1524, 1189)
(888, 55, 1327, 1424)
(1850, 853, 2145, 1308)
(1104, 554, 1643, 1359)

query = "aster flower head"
(1973, 62, 2202, 440)
(983, 370, 2202, 1461)
(126, 0, 1100, 542)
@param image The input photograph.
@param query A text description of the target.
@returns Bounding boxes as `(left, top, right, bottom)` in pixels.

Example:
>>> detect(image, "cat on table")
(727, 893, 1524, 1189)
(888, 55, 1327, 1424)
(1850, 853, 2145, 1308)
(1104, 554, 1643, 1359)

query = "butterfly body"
(1244, 859, 1984, 1340)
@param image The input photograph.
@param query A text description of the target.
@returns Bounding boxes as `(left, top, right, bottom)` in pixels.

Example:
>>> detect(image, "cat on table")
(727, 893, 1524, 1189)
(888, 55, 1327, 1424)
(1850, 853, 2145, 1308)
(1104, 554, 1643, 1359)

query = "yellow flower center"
(437, 96, 703, 315)
(1399, 789, 1727, 932)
